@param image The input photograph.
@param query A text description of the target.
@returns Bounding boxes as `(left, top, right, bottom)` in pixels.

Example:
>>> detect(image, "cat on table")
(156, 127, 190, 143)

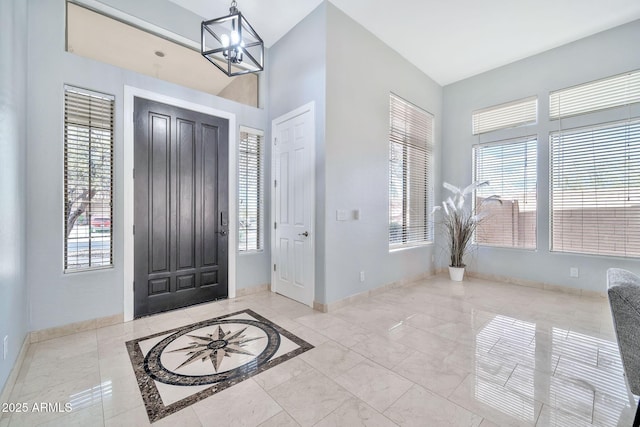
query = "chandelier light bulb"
(220, 34, 230, 47)
(230, 30, 240, 45)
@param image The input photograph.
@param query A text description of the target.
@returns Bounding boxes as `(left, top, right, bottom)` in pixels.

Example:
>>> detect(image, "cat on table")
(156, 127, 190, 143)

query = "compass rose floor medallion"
(126, 309, 313, 422)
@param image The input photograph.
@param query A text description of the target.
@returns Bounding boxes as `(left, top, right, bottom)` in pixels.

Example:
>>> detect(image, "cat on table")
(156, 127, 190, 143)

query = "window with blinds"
(472, 96, 537, 135)
(238, 127, 264, 252)
(473, 137, 537, 249)
(550, 69, 640, 119)
(550, 120, 640, 257)
(389, 93, 433, 248)
(64, 85, 114, 271)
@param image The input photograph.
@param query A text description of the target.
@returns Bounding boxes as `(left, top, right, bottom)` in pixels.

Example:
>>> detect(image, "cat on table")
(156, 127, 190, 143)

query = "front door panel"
(134, 98, 228, 317)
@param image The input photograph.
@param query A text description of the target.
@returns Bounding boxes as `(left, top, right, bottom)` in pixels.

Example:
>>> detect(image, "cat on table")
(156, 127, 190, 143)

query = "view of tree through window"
(64, 86, 114, 271)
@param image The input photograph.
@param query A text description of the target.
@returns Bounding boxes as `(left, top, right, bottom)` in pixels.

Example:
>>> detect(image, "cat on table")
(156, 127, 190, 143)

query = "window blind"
(550, 119, 640, 257)
(64, 85, 114, 271)
(472, 96, 537, 135)
(238, 127, 264, 252)
(389, 93, 433, 247)
(473, 137, 537, 249)
(550, 69, 640, 119)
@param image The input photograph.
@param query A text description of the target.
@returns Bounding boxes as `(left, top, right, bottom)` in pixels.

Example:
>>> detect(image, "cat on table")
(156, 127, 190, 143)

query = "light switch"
(336, 209, 348, 221)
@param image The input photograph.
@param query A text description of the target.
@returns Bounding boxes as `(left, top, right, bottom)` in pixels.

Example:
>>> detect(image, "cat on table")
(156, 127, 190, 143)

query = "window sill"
(64, 265, 114, 274)
(389, 242, 433, 253)
(238, 250, 264, 256)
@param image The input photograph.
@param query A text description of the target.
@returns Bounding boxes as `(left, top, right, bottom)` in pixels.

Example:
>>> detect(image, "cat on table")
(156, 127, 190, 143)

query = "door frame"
(270, 101, 316, 306)
(123, 86, 237, 321)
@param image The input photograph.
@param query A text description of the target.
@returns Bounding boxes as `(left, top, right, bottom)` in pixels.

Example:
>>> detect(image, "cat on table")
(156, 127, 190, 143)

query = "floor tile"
(299, 341, 364, 378)
(449, 373, 543, 426)
(37, 404, 104, 427)
(192, 379, 282, 427)
(504, 364, 594, 422)
(394, 327, 458, 360)
(253, 357, 314, 391)
(351, 333, 414, 369)
(315, 398, 398, 427)
(6, 275, 634, 427)
(258, 410, 300, 427)
(104, 404, 149, 427)
(268, 369, 352, 426)
(592, 391, 637, 427)
(383, 384, 482, 427)
(535, 404, 593, 427)
(101, 372, 144, 420)
(153, 406, 203, 427)
(334, 359, 413, 412)
(391, 350, 469, 397)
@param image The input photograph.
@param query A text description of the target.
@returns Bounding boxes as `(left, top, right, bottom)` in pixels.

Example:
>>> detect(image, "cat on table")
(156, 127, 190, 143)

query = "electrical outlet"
(360, 271, 365, 282)
(3, 336, 7, 360)
(570, 267, 579, 278)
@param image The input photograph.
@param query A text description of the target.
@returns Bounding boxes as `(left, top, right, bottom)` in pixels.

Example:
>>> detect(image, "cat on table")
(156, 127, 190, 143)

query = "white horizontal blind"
(550, 69, 640, 119)
(550, 119, 640, 257)
(64, 85, 114, 271)
(389, 94, 433, 247)
(238, 128, 264, 252)
(472, 96, 537, 135)
(473, 137, 537, 249)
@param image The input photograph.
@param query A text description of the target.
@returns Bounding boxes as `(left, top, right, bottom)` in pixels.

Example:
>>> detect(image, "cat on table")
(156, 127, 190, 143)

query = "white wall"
(26, 0, 270, 331)
(442, 19, 640, 293)
(0, 0, 29, 394)
(323, 3, 442, 304)
(268, 2, 443, 306)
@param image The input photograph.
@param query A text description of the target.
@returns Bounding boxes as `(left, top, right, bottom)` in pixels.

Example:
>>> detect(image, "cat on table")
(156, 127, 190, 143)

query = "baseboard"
(236, 283, 270, 297)
(463, 270, 607, 298)
(30, 313, 123, 343)
(0, 334, 30, 408)
(314, 270, 436, 312)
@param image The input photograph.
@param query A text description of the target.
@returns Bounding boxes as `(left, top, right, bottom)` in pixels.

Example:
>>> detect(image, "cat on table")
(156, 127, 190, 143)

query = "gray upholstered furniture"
(607, 268, 640, 427)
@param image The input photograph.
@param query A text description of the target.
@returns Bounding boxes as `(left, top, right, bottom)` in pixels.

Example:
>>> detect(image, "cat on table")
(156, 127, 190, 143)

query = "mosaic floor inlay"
(126, 309, 313, 422)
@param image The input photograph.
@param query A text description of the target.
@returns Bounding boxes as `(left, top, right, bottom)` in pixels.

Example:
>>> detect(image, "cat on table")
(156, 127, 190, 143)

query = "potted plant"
(432, 181, 500, 281)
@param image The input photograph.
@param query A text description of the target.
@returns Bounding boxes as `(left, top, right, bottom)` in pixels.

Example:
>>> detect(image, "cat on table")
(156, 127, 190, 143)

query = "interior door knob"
(299, 231, 309, 237)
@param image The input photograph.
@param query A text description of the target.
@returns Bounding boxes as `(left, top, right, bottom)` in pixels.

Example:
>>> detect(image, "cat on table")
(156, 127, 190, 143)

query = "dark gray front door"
(134, 97, 228, 318)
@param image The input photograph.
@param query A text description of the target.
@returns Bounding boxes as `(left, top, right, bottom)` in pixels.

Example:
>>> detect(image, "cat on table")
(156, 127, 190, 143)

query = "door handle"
(218, 229, 227, 236)
(298, 231, 309, 237)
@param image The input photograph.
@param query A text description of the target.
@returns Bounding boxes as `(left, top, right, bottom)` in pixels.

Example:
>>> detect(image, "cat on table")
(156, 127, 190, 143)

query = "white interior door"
(272, 103, 315, 306)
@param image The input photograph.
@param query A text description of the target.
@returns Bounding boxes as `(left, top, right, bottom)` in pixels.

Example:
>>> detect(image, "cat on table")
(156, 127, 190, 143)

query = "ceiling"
(168, 0, 640, 85)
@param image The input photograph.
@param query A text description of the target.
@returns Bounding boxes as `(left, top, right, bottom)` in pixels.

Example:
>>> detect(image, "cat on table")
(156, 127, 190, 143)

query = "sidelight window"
(64, 85, 114, 271)
(238, 127, 264, 252)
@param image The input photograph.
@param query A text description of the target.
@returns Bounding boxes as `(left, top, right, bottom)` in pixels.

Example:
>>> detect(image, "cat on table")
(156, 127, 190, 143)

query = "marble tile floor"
(1, 274, 637, 426)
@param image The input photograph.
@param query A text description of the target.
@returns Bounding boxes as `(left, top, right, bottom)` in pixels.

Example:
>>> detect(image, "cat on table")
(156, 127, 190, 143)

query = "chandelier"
(201, 0, 264, 77)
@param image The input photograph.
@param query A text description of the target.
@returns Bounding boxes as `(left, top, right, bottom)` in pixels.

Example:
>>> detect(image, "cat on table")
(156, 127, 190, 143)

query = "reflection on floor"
(1, 274, 637, 426)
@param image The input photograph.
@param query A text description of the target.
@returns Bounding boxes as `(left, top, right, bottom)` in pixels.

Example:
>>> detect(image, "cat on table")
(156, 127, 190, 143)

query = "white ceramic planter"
(448, 266, 465, 281)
